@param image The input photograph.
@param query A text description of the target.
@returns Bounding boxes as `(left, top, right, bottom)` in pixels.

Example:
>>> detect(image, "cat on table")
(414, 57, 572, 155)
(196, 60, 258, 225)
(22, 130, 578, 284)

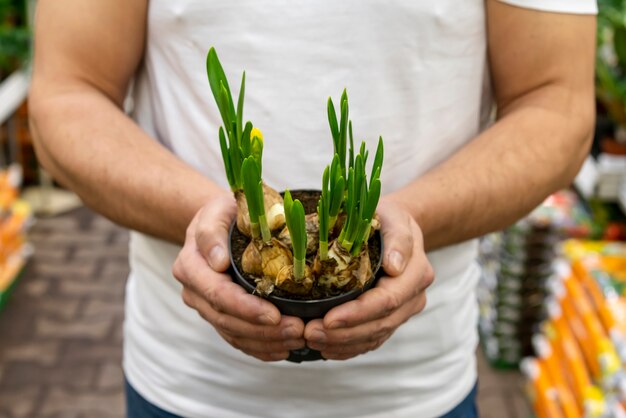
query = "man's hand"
(304, 198, 434, 360)
(173, 194, 306, 361)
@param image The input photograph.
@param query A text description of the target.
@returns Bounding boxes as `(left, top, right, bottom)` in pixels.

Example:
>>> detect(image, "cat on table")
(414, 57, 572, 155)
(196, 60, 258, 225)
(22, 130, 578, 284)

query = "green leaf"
(328, 97, 340, 150)
(241, 122, 252, 157)
(228, 126, 241, 189)
(342, 165, 359, 245)
(236, 71, 246, 140)
(319, 166, 331, 245)
(371, 137, 384, 184)
(207, 48, 236, 130)
(329, 177, 345, 217)
(357, 179, 366, 228)
(359, 141, 366, 160)
(351, 218, 371, 256)
(241, 158, 261, 223)
(348, 121, 355, 171)
(219, 127, 235, 190)
(364, 177, 381, 221)
(291, 200, 307, 262)
(330, 154, 341, 184)
(322, 166, 330, 201)
(354, 154, 365, 209)
(318, 197, 328, 246)
(283, 190, 294, 232)
(284, 191, 306, 263)
(339, 96, 349, 174)
(218, 82, 235, 141)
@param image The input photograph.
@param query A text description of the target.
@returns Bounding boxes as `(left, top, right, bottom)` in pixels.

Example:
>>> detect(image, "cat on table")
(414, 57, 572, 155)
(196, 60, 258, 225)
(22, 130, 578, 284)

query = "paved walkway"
(0, 207, 531, 418)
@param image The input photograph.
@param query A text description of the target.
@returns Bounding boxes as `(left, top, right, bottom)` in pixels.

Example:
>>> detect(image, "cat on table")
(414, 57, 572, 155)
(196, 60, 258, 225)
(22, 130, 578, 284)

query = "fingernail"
(282, 326, 300, 339)
(328, 320, 346, 330)
(389, 251, 405, 272)
(258, 313, 278, 325)
(208, 246, 226, 270)
(309, 330, 327, 343)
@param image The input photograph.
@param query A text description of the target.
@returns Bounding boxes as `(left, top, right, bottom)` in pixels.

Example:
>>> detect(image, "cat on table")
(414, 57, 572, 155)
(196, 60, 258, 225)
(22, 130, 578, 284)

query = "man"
(29, 1, 596, 417)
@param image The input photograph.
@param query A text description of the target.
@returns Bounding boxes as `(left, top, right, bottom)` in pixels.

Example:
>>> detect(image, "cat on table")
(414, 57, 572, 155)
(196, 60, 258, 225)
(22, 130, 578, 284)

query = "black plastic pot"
(228, 190, 384, 363)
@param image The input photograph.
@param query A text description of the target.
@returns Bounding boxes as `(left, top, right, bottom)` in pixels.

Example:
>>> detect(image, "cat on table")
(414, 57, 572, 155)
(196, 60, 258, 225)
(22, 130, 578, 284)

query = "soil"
(230, 189, 382, 301)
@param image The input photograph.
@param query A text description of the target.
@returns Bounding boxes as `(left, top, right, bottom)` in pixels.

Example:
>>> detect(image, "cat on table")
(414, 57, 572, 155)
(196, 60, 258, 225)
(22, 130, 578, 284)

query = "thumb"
(376, 200, 415, 277)
(195, 194, 238, 272)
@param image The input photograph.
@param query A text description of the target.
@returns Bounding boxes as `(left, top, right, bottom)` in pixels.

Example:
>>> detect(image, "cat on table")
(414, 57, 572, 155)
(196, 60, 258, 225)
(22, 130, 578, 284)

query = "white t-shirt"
(124, 1, 596, 417)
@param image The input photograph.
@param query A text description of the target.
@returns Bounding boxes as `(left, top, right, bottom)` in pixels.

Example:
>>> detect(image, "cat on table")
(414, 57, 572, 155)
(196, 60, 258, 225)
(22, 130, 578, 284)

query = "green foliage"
(284, 190, 306, 279)
(207, 47, 260, 191)
(241, 157, 270, 242)
(327, 89, 350, 181)
(338, 139, 384, 256)
(317, 154, 345, 259)
(596, 0, 626, 127)
(0, 0, 30, 77)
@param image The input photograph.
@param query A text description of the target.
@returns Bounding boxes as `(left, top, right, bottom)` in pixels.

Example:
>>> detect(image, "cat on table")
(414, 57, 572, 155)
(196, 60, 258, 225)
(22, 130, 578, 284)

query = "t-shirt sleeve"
(497, 0, 597, 14)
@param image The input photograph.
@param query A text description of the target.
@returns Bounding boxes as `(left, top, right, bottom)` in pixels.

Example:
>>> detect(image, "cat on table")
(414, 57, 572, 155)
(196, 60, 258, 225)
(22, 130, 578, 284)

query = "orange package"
(521, 357, 565, 418)
(544, 297, 593, 413)
(533, 334, 579, 418)
(571, 253, 626, 369)
(560, 279, 602, 380)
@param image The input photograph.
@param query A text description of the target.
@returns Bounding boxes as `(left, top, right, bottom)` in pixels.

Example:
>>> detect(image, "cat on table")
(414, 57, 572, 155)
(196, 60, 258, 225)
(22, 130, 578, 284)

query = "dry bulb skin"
(278, 212, 320, 256)
(275, 265, 314, 295)
(241, 237, 293, 280)
(235, 183, 285, 237)
(313, 240, 372, 293)
(369, 213, 381, 238)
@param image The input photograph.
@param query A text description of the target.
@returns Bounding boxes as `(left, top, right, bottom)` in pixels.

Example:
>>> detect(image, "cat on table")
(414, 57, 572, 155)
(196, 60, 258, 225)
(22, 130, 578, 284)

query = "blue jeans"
(126, 379, 479, 418)
(440, 383, 479, 418)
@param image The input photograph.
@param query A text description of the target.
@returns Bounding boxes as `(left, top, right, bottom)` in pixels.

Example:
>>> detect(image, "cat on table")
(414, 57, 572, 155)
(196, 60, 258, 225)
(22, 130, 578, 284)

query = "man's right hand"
(172, 194, 306, 361)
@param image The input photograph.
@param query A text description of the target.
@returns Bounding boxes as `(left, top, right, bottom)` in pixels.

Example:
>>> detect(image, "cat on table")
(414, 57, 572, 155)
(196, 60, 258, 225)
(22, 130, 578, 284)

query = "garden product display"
(477, 190, 602, 369)
(478, 218, 557, 368)
(0, 164, 31, 312)
(521, 241, 626, 418)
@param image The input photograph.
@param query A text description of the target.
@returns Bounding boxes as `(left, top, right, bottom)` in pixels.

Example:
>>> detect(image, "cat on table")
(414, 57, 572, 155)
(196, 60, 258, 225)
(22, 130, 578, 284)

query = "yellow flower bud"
(251, 127, 264, 143)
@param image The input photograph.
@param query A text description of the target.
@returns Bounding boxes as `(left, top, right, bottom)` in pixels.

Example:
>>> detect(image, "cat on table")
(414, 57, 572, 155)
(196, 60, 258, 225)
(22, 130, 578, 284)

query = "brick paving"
(0, 206, 532, 418)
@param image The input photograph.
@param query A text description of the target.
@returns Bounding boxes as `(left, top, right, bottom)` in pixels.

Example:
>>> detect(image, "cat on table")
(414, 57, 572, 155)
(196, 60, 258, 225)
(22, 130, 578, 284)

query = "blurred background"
(1, 1, 626, 417)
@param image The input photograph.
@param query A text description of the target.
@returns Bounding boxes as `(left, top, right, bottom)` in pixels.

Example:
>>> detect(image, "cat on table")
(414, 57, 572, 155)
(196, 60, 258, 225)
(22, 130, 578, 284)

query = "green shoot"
(317, 169, 329, 260)
(327, 89, 350, 181)
(328, 154, 345, 228)
(207, 46, 236, 135)
(241, 157, 271, 243)
(284, 191, 307, 280)
(207, 47, 261, 191)
(348, 121, 355, 171)
(337, 139, 384, 256)
(370, 136, 384, 185)
(317, 155, 345, 260)
(236, 72, 245, 140)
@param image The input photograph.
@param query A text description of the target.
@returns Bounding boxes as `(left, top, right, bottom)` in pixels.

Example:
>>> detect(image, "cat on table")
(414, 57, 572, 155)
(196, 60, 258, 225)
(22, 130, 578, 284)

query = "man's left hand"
(304, 198, 434, 360)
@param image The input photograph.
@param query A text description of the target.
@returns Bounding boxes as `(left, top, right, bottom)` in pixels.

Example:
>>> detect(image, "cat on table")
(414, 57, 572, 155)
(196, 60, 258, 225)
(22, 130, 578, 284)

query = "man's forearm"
(387, 86, 594, 251)
(29, 87, 226, 244)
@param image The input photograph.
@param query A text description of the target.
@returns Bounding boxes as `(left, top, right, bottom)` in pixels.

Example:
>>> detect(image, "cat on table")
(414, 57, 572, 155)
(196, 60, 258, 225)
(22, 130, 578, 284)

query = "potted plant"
(207, 48, 384, 362)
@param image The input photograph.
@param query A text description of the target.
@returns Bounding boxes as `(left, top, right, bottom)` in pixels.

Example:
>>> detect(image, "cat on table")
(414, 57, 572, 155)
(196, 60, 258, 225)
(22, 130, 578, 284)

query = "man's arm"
(30, 0, 307, 362)
(387, 0, 596, 250)
(29, 0, 224, 244)
(304, 2, 596, 359)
